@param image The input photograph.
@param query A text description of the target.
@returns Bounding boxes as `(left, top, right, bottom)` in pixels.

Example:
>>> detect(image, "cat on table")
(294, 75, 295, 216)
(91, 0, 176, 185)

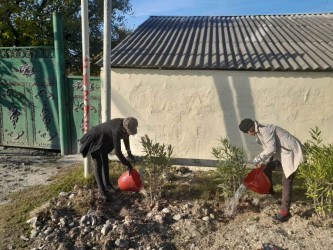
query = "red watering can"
(243, 165, 271, 194)
(118, 169, 142, 191)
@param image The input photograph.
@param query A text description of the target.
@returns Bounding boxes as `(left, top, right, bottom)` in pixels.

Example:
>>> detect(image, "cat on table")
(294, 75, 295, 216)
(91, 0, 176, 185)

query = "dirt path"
(0, 146, 79, 204)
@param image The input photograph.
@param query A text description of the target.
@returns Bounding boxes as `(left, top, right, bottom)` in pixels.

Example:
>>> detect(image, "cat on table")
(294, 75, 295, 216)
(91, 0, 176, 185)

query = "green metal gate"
(0, 47, 60, 149)
(0, 13, 102, 154)
(67, 76, 101, 153)
(0, 47, 101, 153)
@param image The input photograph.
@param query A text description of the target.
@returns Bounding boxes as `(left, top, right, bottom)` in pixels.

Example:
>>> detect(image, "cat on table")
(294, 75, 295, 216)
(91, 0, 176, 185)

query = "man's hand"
(127, 163, 133, 176)
(256, 162, 266, 169)
(253, 156, 260, 164)
(253, 156, 265, 168)
(260, 163, 267, 170)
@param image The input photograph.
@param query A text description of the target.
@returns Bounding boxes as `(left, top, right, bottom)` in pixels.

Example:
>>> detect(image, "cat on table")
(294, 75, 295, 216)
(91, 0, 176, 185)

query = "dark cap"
(239, 118, 254, 133)
(123, 117, 138, 135)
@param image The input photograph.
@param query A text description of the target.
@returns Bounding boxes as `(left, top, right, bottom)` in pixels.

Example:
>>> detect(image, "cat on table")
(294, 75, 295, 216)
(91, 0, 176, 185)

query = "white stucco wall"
(103, 68, 333, 162)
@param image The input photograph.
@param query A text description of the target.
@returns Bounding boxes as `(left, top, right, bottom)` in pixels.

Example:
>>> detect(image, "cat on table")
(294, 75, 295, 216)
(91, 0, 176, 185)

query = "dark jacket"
(79, 118, 131, 167)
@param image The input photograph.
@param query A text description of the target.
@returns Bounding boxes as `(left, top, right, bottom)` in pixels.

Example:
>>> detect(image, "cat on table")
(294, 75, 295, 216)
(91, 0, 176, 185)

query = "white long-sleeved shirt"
(253, 121, 304, 178)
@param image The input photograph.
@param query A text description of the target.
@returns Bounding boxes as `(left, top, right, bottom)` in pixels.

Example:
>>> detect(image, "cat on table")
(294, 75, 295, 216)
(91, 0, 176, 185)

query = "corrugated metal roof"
(101, 13, 333, 71)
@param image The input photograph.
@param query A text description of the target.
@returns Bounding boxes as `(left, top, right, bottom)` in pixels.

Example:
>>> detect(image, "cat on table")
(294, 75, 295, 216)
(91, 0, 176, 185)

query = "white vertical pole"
(102, 0, 112, 122)
(81, 0, 91, 177)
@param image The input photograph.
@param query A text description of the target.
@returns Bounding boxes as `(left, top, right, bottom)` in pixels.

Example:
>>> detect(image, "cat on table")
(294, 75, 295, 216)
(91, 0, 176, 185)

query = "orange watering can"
(243, 165, 271, 194)
(118, 169, 142, 191)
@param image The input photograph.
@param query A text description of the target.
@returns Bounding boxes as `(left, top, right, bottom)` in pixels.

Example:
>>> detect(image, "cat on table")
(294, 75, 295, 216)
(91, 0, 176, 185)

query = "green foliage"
(211, 137, 247, 201)
(140, 135, 173, 208)
(299, 127, 333, 217)
(0, 0, 133, 75)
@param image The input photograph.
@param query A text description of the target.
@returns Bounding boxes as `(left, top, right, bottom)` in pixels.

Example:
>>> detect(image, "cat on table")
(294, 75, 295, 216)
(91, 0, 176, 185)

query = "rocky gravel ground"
(24, 187, 333, 250)
(1, 146, 333, 250)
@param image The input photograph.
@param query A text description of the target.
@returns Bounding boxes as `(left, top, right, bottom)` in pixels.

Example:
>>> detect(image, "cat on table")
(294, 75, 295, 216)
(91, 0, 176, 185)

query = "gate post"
(53, 12, 69, 155)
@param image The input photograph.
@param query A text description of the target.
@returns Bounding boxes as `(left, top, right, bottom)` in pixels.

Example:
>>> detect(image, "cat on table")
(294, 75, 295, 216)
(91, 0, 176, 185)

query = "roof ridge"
(149, 12, 333, 18)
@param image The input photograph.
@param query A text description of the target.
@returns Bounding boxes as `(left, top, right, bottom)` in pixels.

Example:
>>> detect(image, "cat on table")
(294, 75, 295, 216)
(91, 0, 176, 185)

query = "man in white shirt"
(239, 118, 304, 222)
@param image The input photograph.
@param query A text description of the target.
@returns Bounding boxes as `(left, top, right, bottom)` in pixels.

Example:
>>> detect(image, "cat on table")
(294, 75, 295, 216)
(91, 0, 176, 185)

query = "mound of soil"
(26, 181, 333, 250)
(1, 147, 332, 249)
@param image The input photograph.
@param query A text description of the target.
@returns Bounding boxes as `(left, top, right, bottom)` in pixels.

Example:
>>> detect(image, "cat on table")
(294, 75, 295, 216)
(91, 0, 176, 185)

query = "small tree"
(211, 137, 247, 201)
(140, 135, 173, 209)
(299, 127, 333, 217)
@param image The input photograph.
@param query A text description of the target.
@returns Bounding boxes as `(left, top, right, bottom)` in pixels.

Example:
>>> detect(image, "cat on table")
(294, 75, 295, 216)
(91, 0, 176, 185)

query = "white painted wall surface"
(104, 68, 333, 162)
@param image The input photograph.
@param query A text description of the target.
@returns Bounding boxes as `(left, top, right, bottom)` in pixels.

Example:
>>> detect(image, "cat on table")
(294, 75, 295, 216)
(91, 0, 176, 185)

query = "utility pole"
(102, 0, 112, 122)
(81, 0, 91, 177)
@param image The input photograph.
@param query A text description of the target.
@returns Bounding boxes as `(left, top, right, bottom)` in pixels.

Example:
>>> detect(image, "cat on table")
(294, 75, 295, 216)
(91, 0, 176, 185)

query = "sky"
(124, 0, 333, 29)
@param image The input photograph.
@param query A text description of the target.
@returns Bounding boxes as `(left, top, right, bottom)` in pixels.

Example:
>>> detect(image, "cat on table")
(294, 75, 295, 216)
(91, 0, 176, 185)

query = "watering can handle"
(259, 163, 266, 171)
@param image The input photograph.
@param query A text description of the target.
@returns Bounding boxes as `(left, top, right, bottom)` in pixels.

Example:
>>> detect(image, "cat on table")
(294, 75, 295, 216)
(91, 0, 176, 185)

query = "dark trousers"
(264, 160, 296, 212)
(91, 150, 111, 193)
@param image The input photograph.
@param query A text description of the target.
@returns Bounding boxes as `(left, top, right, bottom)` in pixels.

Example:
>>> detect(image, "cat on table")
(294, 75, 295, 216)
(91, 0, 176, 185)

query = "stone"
(30, 229, 39, 238)
(80, 215, 89, 224)
(20, 235, 29, 241)
(202, 216, 210, 221)
(59, 192, 69, 197)
(162, 208, 171, 214)
(87, 208, 96, 215)
(70, 228, 80, 239)
(124, 215, 132, 223)
(51, 211, 59, 221)
(101, 223, 113, 236)
(59, 217, 68, 227)
(252, 198, 260, 206)
(26, 216, 38, 224)
(154, 214, 164, 223)
(43, 227, 54, 235)
(115, 238, 129, 248)
(91, 216, 97, 226)
(173, 214, 183, 221)
(203, 208, 209, 216)
(32, 220, 42, 229)
(183, 203, 192, 210)
(147, 212, 154, 219)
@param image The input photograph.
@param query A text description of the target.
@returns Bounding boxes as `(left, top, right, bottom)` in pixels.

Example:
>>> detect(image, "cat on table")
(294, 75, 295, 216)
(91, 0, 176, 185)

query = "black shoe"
(98, 190, 111, 202)
(105, 185, 117, 194)
(272, 212, 291, 222)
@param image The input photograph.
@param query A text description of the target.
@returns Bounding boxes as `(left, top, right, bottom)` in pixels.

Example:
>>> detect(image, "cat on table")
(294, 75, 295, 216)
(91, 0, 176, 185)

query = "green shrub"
(299, 127, 333, 217)
(140, 135, 173, 208)
(211, 137, 247, 201)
